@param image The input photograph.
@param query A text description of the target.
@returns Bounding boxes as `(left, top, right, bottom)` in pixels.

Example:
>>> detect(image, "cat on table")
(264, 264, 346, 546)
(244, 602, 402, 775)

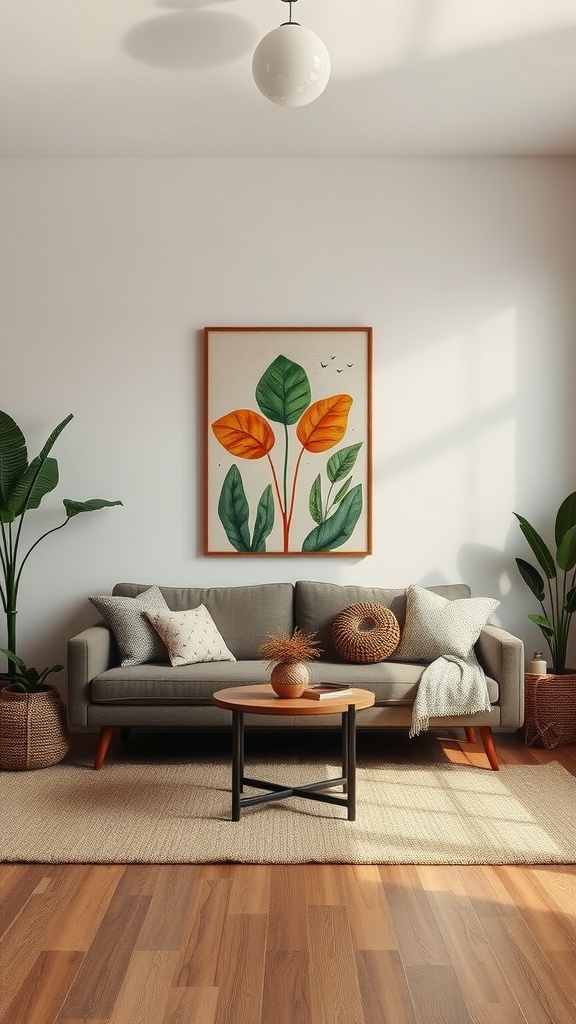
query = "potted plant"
(514, 491, 576, 749)
(0, 652, 70, 770)
(259, 627, 321, 697)
(0, 409, 122, 769)
(514, 490, 576, 673)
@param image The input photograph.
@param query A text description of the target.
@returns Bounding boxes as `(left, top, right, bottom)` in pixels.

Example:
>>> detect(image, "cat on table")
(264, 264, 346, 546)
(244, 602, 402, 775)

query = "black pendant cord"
(280, 0, 299, 27)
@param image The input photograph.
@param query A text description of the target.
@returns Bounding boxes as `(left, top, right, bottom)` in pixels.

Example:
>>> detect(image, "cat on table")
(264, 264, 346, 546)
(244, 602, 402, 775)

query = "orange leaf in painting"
(212, 409, 275, 460)
(296, 394, 353, 453)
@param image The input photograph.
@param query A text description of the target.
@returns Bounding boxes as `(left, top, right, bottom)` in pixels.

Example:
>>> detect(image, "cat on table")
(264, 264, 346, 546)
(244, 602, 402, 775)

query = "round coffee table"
(212, 683, 375, 821)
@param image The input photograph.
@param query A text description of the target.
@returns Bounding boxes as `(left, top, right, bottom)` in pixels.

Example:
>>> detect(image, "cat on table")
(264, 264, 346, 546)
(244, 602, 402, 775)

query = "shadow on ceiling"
(124, 0, 258, 70)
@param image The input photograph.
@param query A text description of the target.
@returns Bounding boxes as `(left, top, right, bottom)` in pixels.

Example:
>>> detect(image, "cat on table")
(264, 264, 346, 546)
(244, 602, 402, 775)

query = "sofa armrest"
(67, 624, 114, 728)
(475, 624, 524, 727)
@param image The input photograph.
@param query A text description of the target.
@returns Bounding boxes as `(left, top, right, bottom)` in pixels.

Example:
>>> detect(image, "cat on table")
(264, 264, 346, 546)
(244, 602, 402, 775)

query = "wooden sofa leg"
(464, 727, 477, 743)
(479, 726, 499, 771)
(94, 727, 114, 770)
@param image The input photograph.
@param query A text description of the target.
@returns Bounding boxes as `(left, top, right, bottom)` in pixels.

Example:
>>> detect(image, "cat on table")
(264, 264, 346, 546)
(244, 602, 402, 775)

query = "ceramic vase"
(270, 662, 310, 698)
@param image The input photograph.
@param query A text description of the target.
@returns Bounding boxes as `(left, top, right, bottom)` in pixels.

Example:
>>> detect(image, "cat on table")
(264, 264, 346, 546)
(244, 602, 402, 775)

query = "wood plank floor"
(1, 729, 576, 1024)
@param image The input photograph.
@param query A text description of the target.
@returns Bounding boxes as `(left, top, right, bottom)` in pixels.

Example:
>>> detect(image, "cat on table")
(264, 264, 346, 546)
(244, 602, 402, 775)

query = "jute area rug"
(2, 755, 576, 865)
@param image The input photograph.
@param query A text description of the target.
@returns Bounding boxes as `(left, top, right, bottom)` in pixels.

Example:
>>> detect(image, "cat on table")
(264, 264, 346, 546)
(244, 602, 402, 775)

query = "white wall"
(1, 157, 576, 690)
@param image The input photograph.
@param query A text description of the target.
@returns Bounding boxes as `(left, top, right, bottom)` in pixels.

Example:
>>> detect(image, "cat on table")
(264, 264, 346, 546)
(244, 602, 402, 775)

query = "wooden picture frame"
(204, 326, 372, 556)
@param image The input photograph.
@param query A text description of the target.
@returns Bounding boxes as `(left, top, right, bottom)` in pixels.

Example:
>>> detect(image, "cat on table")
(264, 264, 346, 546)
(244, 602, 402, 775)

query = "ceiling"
(2, 0, 576, 157)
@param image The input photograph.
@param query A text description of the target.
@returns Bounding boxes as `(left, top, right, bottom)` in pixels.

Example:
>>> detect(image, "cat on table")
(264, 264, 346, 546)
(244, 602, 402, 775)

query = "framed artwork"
(204, 327, 372, 556)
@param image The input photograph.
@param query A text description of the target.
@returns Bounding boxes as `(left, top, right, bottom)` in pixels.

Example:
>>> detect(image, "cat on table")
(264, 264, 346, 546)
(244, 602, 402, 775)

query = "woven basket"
(0, 685, 70, 770)
(522, 672, 576, 749)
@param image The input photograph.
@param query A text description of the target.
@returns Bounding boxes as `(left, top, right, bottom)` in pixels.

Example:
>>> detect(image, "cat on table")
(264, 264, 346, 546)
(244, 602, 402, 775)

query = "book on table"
(302, 683, 354, 700)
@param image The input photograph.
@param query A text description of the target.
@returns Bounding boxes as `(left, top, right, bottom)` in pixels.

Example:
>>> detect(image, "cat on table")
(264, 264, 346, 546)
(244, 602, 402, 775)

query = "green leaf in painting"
(333, 477, 352, 504)
(326, 442, 362, 484)
(302, 484, 363, 552)
(251, 484, 275, 551)
(217, 465, 251, 552)
(309, 474, 323, 525)
(255, 355, 311, 425)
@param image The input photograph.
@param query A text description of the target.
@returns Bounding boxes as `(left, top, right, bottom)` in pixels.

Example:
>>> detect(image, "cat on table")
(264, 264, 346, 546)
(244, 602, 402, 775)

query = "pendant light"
(252, 0, 331, 108)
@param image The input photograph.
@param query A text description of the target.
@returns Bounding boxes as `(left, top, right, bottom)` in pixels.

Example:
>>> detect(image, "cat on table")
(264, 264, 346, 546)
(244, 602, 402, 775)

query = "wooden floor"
(1, 730, 576, 1024)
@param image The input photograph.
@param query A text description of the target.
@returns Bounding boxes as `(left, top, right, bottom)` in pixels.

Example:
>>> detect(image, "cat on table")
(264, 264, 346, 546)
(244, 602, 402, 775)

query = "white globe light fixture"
(252, 0, 331, 108)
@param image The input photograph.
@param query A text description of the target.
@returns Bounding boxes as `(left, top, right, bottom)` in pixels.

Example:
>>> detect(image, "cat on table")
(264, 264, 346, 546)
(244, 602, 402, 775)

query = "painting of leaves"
(204, 328, 372, 555)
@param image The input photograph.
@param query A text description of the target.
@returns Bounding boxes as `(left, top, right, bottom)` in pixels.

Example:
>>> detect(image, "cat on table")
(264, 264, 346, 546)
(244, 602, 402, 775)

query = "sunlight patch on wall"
(378, 308, 517, 579)
(465, 309, 517, 539)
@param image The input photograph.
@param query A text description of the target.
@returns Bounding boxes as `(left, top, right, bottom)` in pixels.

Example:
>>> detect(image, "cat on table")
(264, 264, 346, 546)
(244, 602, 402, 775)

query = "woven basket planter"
(522, 672, 576, 749)
(0, 685, 70, 770)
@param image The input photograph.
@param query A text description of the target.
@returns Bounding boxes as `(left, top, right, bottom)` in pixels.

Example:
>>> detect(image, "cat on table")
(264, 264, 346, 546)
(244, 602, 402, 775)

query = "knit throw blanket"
(409, 652, 491, 738)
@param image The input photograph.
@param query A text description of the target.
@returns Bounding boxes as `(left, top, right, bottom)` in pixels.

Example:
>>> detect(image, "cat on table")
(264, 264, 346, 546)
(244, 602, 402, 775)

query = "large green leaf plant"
(514, 491, 576, 672)
(0, 410, 122, 692)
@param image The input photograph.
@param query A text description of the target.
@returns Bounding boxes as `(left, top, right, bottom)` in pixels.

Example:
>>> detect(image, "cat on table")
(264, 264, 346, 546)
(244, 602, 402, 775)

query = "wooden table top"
(212, 684, 376, 717)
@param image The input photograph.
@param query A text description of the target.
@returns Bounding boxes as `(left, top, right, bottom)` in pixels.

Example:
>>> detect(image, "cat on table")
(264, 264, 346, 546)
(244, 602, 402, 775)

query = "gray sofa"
(67, 580, 524, 770)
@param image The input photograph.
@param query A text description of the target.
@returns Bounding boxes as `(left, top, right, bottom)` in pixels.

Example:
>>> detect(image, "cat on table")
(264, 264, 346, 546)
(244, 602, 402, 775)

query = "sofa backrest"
(112, 582, 294, 660)
(294, 580, 471, 660)
(111, 580, 473, 663)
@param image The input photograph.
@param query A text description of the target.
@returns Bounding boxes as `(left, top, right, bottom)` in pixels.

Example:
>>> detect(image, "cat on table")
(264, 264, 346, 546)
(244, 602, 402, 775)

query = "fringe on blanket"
(409, 652, 492, 738)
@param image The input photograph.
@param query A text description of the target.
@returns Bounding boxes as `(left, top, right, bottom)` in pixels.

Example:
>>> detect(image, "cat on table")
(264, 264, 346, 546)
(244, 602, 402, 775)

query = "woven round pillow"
(332, 602, 400, 664)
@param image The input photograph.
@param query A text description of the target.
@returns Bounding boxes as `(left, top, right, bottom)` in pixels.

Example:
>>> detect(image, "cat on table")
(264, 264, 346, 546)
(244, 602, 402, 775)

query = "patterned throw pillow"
(89, 586, 169, 667)
(144, 605, 236, 667)
(392, 584, 499, 663)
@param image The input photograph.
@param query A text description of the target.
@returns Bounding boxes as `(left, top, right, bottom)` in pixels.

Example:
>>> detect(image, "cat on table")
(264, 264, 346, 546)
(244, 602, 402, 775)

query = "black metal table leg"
(346, 704, 356, 821)
(232, 709, 243, 822)
(342, 712, 348, 794)
(239, 711, 245, 793)
(226, 698, 364, 821)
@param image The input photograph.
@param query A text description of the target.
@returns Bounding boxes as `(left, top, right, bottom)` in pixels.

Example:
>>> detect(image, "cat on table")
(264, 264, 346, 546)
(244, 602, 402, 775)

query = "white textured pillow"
(89, 586, 169, 667)
(393, 585, 499, 663)
(144, 605, 236, 667)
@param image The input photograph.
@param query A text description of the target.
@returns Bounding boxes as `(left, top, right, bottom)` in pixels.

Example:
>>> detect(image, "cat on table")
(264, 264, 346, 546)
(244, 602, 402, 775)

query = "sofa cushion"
(91, 661, 272, 703)
(89, 586, 169, 667)
(294, 581, 471, 661)
(89, 660, 499, 706)
(393, 585, 500, 663)
(144, 605, 236, 667)
(112, 583, 294, 660)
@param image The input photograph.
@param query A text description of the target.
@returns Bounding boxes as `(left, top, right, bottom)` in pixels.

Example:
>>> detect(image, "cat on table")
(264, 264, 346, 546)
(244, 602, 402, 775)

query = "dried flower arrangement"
(258, 627, 322, 668)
